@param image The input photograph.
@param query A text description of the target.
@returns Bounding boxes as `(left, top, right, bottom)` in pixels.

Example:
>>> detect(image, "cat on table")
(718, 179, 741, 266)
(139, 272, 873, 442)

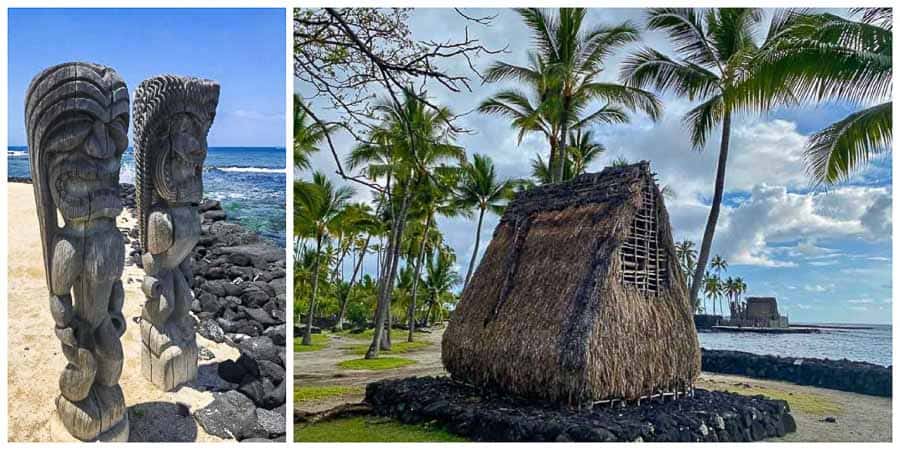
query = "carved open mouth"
(51, 158, 121, 221)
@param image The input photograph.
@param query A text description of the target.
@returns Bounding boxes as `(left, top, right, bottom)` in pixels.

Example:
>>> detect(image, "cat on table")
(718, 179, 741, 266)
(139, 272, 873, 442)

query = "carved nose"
(173, 132, 203, 158)
(83, 120, 115, 159)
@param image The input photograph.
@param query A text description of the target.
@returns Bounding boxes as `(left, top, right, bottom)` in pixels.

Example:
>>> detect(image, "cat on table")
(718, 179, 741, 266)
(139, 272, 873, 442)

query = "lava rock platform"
(366, 376, 796, 442)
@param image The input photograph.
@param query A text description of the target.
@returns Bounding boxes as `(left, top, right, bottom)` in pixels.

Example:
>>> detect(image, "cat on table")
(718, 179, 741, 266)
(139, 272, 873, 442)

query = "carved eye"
(107, 116, 128, 153)
(45, 116, 93, 153)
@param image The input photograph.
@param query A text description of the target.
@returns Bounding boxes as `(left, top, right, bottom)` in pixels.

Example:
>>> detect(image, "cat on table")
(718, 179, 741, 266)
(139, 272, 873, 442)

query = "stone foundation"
(366, 376, 796, 442)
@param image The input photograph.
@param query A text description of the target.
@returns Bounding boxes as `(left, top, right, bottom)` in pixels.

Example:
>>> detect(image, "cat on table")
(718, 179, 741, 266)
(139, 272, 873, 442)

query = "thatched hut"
(442, 162, 700, 405)
(746, 297, 779, 321)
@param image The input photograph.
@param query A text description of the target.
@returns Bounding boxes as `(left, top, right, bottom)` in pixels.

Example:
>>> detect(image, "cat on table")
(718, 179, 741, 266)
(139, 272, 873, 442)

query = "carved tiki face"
(134, 75, 219, 207)
(26, 62, 129, 222)
(155, 111, 208, 204)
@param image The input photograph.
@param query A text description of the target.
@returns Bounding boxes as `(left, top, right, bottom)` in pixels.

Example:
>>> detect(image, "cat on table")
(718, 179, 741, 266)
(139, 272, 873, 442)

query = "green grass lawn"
(295, 385, 365, 404)
(337, 356, 416, 371)
(719, 384, 842, 416)
(294, 334, 329, 352)
(295, 415, 467, 442)
(341, 340, 431, 356)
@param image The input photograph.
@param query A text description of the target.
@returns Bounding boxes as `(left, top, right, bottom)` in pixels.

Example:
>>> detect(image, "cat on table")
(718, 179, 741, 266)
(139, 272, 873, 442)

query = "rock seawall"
(121, 183, 287, 441)
(365, 376, 796, 442)
(702, 349, 891, 397)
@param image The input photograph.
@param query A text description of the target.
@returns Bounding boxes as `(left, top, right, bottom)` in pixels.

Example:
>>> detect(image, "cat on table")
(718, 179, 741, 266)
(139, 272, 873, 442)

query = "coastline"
(7, 181, 286, 442)
(295, 326, 892, 442)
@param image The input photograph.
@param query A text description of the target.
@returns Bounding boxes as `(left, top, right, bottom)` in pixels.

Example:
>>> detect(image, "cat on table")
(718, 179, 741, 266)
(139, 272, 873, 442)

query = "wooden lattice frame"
(619, 178, 668, 295)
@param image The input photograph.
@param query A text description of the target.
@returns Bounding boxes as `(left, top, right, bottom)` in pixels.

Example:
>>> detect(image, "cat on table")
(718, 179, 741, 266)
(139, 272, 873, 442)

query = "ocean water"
(699, 323, 892, 367)
(8, 146, 286, 247)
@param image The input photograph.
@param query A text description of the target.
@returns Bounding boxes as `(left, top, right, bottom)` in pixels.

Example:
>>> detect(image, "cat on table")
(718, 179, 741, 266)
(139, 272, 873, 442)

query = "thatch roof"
(746, 297, 779, 320)
(442, 162, 700, 405)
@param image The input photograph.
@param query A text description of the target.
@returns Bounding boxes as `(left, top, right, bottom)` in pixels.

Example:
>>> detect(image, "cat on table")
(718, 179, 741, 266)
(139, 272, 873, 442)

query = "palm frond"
(580, 82, 662, 121)
(683, 94, 724, 149)
(646, 8, 721, 70)
(805, 101, 891, 185)
(620, 47, 721, 100)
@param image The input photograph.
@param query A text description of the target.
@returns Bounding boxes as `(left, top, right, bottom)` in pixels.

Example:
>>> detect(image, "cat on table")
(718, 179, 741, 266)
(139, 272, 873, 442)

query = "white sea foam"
(213, 166, 286, 174)
(8, 150, 27, 157)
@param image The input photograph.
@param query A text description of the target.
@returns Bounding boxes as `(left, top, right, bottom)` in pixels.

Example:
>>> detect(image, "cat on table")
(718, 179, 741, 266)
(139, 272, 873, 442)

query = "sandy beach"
(7, 182, 239, 442)
(295, 326, 892, 442)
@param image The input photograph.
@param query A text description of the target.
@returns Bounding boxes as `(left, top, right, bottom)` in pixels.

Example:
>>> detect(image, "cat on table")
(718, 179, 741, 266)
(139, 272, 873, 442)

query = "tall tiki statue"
(26, 62, 130, 441)
(133, 75, 219, 391)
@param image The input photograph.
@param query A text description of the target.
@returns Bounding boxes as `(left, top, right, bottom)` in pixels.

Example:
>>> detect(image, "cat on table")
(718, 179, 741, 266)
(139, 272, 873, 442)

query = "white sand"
(7, 183, 239, 442)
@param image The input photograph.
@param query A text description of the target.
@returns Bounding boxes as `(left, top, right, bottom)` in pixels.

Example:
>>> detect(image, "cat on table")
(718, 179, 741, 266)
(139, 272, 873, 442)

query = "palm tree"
(348, 88, 464, 358)
(710, 255, 728, 314)
(738, 8, 892, 184)
(455, 154, 515, 288)
(334, 203, 379, 331)
(421, 249, 461, 326)
(295, 172, 353, 345)
(405, 169, 462, 342)
(294, 95, 328, 171)
(703, 273, 721, 317)
(481, 8, 660, 182)
(675, 240, 697, 279)
(621, 8, 782, 308)
(530, 128, 606, 183)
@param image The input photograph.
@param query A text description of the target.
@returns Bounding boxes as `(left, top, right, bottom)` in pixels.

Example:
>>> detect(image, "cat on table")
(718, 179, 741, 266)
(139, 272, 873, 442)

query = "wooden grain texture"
(25, 61, 130, 441)
(133, 74, 219, 392)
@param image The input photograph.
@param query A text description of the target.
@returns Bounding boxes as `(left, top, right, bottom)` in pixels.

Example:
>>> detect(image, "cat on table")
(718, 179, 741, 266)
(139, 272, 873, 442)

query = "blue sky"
(8, 8, 285, 147)
(296, 8, 892, 324)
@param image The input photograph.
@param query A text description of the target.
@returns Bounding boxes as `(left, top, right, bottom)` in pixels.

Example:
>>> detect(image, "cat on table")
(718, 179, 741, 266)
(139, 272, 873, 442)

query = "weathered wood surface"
(26, 62, 130, 441)
(133, 74, 219, 391)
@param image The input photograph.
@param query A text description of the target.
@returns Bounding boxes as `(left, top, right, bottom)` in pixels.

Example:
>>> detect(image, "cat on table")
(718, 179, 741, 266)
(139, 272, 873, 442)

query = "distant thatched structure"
(746, 297, 779, 320)
(442, 162, 700, 405)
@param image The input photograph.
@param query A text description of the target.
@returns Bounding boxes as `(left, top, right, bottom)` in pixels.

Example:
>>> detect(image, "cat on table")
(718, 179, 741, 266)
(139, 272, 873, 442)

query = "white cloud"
(804, 283, 834, 293)
(707, 184, 890, 267)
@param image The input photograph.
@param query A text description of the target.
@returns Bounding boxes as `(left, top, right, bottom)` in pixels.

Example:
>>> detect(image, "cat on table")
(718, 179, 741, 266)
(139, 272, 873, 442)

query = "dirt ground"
(7, 183, 239, 442)
(295, 325, 892, 442)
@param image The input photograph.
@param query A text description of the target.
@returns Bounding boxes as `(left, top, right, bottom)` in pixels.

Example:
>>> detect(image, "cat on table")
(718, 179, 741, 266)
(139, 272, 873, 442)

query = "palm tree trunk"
(463, 207, 486, 288)
(336, 236, 369, 331)
(555, 99, 571, 182)
(689, 112, 731, 309)
(407, 214, 431, 342)
(302, 235, 323, 346)
(366, 190, 411, 359)
(382, 230, 405, 351)
(329, 237, 350, 282)
(424, 298, 435, 327)
(548, 136, 558, 183)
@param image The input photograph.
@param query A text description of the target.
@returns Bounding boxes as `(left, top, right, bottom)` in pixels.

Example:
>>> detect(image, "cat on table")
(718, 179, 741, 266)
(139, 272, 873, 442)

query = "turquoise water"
(699, 323, 892, 367)
(9, 146, 286, 247)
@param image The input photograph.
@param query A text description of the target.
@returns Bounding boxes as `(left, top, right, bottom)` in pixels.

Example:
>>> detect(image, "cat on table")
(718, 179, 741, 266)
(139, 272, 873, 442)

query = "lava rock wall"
(702, 349, 891, 397)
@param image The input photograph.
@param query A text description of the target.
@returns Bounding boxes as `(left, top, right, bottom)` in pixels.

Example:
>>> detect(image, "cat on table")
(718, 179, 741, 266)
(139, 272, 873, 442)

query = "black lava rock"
(365, 376, 797, 442)
(702, 349, 891, 397)
(194, 390, 259, 440)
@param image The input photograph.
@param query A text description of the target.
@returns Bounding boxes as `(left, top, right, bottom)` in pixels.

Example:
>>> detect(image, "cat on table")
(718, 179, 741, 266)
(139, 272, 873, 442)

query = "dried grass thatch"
(442, 162, 700, 405)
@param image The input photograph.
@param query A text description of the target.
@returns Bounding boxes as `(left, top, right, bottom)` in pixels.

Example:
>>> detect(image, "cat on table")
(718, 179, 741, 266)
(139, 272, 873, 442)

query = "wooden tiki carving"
(133, 75, 219, 391)
(25, 62, 130, 441)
